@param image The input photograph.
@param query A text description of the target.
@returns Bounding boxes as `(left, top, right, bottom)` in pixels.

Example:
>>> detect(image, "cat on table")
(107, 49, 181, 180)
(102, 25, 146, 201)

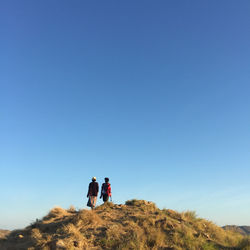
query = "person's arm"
(87, 183, 90, 197)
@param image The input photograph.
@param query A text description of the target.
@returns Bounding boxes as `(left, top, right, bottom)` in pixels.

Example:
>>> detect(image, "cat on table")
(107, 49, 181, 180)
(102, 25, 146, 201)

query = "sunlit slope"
(1, 200, 250, 249)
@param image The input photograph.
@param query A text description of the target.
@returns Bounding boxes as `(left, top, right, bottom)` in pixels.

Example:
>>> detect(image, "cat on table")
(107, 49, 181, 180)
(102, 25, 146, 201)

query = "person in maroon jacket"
(87, 177, 99, 209)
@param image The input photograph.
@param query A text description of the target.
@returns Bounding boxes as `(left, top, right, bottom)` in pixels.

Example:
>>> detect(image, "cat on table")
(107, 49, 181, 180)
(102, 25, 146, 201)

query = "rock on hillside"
(0, 230, 10, 239)
(0, 200, 250, 250)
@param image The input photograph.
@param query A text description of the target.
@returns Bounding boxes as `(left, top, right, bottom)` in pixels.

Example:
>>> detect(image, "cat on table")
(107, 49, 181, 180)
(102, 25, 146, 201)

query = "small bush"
(181, 211, 197, 221)
(42, 207, 68, 221)
(67, 205, 76, 213)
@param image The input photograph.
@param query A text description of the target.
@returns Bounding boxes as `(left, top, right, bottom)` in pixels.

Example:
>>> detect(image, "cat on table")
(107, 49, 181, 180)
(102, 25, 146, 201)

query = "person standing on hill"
(100, 177, 112, 202)
(87, 177, 99, 209)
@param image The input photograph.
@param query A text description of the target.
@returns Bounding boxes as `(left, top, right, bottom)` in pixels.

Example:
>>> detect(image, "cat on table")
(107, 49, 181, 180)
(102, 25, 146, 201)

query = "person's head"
(104, 177, 109, 183)
(92, 177, 96, 182)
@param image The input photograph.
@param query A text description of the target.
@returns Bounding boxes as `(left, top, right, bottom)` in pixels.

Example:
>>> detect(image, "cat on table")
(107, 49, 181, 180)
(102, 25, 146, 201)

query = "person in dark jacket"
(87, 177, 99, 209)
(100, 177, 112, 202)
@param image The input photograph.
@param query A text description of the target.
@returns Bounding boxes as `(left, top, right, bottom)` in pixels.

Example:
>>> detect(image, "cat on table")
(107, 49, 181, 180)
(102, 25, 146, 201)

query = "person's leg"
(103, 194, 109, 202)
(90, 196, 94, 209)
(91, 196, 97, 208)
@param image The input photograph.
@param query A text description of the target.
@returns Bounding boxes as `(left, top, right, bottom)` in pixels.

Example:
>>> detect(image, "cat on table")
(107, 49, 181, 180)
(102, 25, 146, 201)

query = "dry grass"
(0, 200, 249, 249)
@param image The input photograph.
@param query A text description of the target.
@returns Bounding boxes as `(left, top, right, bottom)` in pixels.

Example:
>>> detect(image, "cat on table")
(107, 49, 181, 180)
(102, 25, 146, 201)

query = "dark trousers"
(102, 194, 109, 202)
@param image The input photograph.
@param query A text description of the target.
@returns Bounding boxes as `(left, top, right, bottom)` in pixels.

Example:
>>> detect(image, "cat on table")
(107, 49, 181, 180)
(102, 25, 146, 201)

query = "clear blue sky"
(1, 0, 250, 230)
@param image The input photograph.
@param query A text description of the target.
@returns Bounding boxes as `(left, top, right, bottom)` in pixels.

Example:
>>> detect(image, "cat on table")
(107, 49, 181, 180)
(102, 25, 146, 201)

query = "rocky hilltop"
(0, 200, 250, 249)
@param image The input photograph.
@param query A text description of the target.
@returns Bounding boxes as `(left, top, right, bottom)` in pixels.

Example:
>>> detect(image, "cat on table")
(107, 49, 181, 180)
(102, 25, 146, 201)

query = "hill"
(223, 226, 250, 236)
(0, 200, 250, 250)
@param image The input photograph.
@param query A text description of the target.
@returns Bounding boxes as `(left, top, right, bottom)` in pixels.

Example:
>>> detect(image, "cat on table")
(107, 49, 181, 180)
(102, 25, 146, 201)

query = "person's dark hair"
(104, 177, 109, 182)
